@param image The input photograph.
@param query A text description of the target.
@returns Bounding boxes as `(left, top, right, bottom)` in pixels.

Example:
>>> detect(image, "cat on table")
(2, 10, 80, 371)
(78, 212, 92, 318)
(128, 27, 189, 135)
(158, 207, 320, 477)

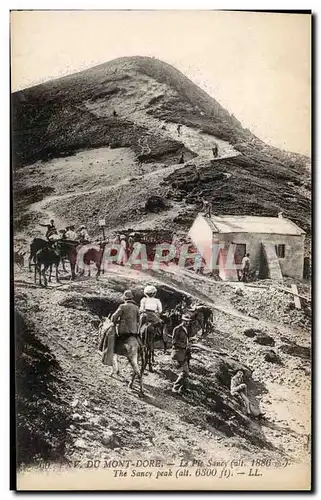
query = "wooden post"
(99, 219, 106, 241)
(291, 284, 302, 309)
(276, 285, 310, 302)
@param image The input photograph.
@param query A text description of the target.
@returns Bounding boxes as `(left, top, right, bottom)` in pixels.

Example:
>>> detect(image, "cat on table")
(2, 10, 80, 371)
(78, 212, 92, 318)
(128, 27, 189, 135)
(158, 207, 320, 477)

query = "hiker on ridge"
(212, 143, 218, 158)
(201, 197, 212, 218)
(179, 152, 185, 164)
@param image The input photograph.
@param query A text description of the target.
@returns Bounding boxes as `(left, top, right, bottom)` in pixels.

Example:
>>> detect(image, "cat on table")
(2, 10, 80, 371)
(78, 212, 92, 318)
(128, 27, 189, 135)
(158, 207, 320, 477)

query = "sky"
(10, 10, 311, 156)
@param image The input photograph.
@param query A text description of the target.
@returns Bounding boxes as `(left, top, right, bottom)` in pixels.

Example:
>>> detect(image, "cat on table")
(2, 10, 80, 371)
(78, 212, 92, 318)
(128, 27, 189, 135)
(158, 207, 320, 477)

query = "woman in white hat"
(139, 285, 163, 329)
(78, 225, 91, 244)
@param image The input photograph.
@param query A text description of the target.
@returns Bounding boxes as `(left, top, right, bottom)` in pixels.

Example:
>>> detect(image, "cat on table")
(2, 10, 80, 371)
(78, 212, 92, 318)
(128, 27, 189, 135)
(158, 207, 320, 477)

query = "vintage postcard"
(11, 10, 312, 491)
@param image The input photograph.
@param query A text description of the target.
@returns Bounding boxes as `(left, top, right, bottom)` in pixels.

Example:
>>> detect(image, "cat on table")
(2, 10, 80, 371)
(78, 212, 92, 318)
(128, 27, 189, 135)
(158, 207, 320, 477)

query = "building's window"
(275, 244, 285, 258)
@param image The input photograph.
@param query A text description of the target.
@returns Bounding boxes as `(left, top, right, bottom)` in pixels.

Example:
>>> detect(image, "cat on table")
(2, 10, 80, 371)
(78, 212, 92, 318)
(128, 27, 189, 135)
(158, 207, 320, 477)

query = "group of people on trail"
(39, 220, 91, 244)
(110, 284, 196, 394)
(109, 283, 257, 411)
(38, 221, 141, 270)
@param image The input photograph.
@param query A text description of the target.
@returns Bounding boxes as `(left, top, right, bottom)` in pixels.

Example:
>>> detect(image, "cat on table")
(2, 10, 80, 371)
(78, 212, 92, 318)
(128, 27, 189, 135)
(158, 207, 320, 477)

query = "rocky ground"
(15, 262, 311, 474)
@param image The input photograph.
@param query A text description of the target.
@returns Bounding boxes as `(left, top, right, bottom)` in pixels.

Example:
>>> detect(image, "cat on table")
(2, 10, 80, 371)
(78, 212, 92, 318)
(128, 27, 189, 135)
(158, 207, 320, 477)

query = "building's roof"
(203, 215, 305, 236)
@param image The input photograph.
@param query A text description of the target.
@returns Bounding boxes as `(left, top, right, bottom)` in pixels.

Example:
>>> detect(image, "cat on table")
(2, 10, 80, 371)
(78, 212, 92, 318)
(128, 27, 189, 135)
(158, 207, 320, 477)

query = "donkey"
(34, 244, 61, 287)
(161, 309, 181, 353)
(77, 243, 106, 277)
(29, 238, 48, 271)
(189, 305, 214, 336)
(99, 318, 145, 395)
(14, 248, 26, 268)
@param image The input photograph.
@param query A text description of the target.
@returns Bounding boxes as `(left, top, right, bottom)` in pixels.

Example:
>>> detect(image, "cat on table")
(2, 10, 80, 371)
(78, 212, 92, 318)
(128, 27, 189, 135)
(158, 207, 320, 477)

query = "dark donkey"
(30, 238, 79, 279)
(139, 317, 166, 373)
(140, 322, 158, 373)
(34, 244, 61, 287)
(189, 305, 214, 336)
(161, 309, 181, 353)
(57, 239, 80, 279)
(29, 238, 48, 271)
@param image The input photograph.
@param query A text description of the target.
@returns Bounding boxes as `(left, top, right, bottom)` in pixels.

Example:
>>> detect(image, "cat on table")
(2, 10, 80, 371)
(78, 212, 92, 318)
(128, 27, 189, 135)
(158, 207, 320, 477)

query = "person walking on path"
(171, 314, 194, 394)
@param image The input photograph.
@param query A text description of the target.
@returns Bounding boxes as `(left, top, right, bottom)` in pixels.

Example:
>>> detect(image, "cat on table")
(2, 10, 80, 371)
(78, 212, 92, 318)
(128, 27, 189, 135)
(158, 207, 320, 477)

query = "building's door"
(234, 243, 246, 265)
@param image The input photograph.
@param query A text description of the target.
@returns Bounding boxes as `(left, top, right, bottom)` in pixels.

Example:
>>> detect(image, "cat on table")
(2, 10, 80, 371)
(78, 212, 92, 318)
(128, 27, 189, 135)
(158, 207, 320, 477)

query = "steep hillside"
(12, 56, 311, 246)
(15, 304, 72, 466)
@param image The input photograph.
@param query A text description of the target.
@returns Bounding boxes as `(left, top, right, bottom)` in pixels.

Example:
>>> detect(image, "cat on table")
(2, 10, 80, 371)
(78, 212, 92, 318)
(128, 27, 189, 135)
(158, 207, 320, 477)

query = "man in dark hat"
(171, 314, 194, 394)
(111, 290, 139, 339)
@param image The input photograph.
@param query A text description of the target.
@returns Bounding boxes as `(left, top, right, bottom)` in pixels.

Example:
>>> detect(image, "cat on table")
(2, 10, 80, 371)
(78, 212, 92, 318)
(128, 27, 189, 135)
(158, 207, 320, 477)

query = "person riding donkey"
(39, 219, 58, 241)
(111, 290, 140, 341)
(78, 225, 91, 244)
(139, 285, 163, 335)
(65, 225, 78, 241)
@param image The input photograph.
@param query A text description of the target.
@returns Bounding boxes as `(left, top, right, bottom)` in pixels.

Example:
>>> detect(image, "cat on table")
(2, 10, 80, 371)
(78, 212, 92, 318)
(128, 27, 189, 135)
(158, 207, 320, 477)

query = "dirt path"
(15, 262, 310, 471)
(28, 150, 238, 217)
(28, 163, 178, 214)
(85, 72, 240, 162)
(14, 270, 254, 466)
